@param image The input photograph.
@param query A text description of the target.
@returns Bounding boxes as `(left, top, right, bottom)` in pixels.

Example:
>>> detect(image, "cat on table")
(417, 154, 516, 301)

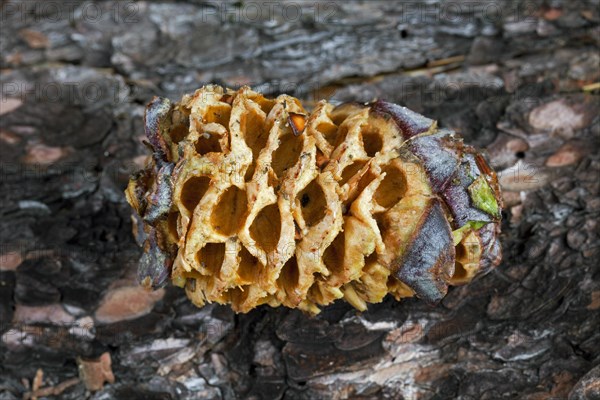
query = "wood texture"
(1, 1, 599, 398)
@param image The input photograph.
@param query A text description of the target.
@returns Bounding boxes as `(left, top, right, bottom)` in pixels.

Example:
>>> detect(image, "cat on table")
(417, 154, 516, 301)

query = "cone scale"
(126, 85, 502, 314)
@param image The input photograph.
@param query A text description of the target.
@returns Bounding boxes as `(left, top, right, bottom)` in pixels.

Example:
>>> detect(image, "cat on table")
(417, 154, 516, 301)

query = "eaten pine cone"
(125, 85, 502, 314)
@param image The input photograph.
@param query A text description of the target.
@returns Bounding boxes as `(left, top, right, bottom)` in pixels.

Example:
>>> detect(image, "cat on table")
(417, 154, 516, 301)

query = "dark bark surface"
(1, 1, 599, 399)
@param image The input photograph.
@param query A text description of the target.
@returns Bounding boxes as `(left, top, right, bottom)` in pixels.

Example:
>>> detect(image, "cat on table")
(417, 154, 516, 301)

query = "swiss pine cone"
(126, 85, 502, 314)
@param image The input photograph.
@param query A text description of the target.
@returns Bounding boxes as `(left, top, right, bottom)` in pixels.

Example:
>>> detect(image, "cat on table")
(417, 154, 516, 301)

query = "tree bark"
(1, 1, 599, 399)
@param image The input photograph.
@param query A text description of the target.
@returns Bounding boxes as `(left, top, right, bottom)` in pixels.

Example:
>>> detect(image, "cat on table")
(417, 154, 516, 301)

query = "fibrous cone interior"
(126, 85, 502, 314)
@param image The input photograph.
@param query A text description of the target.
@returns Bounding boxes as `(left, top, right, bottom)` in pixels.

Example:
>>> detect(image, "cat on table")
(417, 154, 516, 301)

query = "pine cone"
(125, 85, 502, 314)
